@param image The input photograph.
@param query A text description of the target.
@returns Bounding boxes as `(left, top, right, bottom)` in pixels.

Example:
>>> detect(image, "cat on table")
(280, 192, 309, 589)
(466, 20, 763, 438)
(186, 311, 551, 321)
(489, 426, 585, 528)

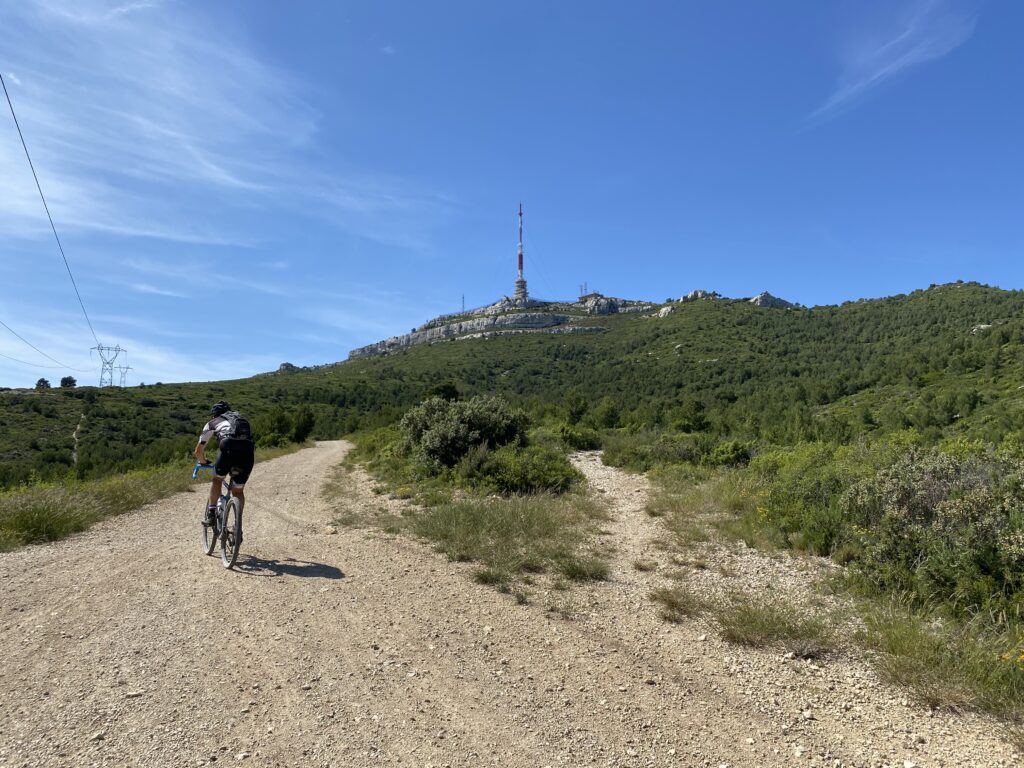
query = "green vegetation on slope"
(4, 281, 1024, 490)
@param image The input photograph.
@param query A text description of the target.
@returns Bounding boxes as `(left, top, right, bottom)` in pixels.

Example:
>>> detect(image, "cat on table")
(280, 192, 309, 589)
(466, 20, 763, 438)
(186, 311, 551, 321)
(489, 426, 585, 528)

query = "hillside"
(2, 281, 1022, 488)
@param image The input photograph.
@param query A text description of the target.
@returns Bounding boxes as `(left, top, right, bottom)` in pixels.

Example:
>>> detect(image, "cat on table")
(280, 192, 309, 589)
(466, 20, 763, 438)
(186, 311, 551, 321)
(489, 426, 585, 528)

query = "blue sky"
(1, 0, 1021, 386)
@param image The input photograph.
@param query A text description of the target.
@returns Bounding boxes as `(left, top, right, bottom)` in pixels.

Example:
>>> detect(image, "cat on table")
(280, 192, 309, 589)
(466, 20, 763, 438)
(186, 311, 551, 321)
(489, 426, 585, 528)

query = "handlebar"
(192, 462, 215, 480)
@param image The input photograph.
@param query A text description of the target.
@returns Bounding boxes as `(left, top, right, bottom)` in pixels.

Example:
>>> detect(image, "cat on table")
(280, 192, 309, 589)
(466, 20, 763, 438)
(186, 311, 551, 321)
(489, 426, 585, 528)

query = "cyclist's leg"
(208, 477, 223, 508)
(228, 440, 255, 504)
(212, 446, 232, 506)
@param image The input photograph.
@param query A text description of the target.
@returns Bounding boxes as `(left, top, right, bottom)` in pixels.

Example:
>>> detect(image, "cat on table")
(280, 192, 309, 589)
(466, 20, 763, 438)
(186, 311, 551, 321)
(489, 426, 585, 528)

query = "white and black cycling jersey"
(198, 416, 232, 445)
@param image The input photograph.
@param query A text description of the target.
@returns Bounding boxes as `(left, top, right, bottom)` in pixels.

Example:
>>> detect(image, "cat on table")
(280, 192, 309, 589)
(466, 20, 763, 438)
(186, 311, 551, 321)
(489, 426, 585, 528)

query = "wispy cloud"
(812, 0, 976, 120)
(106, 0, 161, 18)
(0, 0, 452, 247)
(129, 283, 187, 299)
(115, 256, 290, 297)
(381, 45, 396, 56)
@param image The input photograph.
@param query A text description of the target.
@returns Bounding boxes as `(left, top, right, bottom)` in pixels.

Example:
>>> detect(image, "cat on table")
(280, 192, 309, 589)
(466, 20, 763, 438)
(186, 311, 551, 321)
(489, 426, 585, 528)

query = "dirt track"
(0, 441, 1018, 767)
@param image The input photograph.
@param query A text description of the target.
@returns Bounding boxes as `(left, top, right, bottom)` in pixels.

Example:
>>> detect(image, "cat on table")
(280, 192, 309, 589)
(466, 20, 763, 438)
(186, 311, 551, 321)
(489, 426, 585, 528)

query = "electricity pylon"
(92, 344, 125, 387)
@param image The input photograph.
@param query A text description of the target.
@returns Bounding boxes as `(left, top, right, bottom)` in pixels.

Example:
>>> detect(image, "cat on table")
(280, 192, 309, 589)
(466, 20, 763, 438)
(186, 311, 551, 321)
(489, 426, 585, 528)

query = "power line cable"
(1, 72, 101, 347)
(0, 349, 71, 370)
(0, 317, 92, 371)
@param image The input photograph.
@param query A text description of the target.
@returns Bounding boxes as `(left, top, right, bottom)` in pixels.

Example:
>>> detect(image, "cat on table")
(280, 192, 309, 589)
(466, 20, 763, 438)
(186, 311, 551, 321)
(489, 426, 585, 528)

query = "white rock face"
(578, 294, 653, 315)
(349, 312, 570, 358)
(679, 290, 721, 302)
(748, 291, 795, 309)
(657, 306, 675, 318)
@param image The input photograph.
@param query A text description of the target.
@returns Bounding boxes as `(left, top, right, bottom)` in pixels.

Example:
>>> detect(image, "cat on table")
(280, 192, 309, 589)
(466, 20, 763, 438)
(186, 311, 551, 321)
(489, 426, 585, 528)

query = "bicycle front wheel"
(201, 503, 218, 556)
(220, 497, 242, 569)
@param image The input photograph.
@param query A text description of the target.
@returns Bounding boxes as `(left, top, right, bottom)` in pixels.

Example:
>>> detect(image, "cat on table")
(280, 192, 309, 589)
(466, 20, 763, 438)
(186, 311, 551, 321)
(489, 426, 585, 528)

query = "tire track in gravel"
(0, 442, 1018, 768)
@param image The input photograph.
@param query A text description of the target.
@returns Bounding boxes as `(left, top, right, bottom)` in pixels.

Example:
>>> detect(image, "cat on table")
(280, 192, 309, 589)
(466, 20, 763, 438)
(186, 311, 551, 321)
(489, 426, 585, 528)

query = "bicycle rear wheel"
(220, 497, 242, 569)
(201, 502, 218, 555)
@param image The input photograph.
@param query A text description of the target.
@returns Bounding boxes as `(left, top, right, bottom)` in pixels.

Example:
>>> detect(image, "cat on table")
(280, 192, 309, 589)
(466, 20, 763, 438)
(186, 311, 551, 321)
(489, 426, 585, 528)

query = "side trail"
(0, 442, 1016, 767)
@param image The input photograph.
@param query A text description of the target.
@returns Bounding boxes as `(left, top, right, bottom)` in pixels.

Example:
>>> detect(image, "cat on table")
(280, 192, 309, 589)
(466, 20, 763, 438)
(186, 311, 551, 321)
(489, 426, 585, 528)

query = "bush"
(703, 439, 752, 467)
(555, 424, 601, 450)
(602, 430, 703, 471)
(474, 444, 581, 495)
(841, 447, 1024, 615)
(257, 432, 290, 448)
(401, 395, 529, 469)
(749, 442, 879, 555)
(291, 405, 316, 443)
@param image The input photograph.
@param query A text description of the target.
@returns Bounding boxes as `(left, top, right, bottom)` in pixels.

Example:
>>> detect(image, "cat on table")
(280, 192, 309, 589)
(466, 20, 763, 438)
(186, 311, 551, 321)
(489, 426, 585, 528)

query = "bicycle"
(193, 462, 244, 569)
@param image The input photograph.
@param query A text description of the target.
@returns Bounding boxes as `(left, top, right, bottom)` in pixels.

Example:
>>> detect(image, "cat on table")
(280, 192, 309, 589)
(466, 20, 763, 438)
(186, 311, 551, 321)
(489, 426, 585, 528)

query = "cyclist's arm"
(195, 421, 215, 464)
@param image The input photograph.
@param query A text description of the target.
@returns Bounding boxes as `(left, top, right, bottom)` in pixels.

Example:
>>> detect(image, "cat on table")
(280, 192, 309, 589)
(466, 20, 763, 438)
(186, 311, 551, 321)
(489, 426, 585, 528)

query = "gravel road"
(0, 441, 1018, 767)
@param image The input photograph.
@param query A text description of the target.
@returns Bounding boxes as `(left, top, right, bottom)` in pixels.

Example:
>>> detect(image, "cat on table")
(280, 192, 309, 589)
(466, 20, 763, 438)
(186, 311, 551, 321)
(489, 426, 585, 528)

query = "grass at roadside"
(323, 459, 612, 592)
(650, 585, 709, 622)
(645, 465, 1024, 736)
(714, 594, 835, 659)
(413, 493, 610, 585)
(650, 584, 834, 658)
(0, 442, 310, 552)
(860, 602, 1024, 721)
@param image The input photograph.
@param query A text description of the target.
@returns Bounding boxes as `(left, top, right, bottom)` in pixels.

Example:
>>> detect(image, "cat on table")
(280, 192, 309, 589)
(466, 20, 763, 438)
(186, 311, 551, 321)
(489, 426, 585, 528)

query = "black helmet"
(210, 401, 230, 417)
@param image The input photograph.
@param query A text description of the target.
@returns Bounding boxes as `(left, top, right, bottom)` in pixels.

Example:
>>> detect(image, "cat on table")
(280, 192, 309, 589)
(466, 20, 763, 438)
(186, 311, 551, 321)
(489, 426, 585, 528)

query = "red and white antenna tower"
(514, 203, 528, 302)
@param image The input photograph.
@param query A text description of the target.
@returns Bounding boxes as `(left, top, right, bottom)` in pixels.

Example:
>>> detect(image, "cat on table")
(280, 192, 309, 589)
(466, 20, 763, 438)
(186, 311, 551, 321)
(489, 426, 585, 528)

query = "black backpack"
(222, 411, 253, 442)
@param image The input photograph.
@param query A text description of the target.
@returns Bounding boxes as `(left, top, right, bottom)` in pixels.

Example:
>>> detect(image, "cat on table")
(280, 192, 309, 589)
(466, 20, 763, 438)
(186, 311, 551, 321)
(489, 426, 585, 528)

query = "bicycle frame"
(193, 462, 235, 500)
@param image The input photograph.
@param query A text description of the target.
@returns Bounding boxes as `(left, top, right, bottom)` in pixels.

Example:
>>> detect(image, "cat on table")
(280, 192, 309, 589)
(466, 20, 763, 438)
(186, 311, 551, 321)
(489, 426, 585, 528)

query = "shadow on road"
(235, 556, 344, 580)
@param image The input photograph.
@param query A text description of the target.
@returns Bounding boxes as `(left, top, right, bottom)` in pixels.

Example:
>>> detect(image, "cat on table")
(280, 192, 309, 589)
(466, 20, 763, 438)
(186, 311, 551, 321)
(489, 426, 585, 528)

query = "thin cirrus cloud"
(0, 0, 452, 248)
(811, 0, 977, 120)
(129, 283, 189, 299)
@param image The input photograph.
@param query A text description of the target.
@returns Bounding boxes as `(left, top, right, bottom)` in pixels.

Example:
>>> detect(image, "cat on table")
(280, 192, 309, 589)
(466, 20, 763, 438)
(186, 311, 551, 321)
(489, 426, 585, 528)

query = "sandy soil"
(0, 441, 1018, 767)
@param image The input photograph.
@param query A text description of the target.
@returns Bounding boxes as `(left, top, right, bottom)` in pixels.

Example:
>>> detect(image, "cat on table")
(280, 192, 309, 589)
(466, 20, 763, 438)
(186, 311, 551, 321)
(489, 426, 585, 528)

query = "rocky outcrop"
(548, 325, 605, 335)
(453, 325, 606, 343)
(748, 292, 796, 309)
(349, 312, 570, 359)
(656, 306, 674, 318)
(679, 290, 721, 302)
(418, 296, 547, 331)
(577, 293, 653, 315)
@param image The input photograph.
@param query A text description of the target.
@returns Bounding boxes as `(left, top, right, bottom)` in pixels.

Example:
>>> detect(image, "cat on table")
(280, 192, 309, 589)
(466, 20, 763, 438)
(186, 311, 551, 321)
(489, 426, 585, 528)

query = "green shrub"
(703, 439, 752, 467)
(291, 405, 316, 443)
(602, 430, 703, 471)
(475, 444, 581, 495)
(748, 442, 879, 555)
(555, 424, 601, 451)
(841, 447, 1024, 616)
(401, 395, 529, 469)
(257, 432, 290, 448)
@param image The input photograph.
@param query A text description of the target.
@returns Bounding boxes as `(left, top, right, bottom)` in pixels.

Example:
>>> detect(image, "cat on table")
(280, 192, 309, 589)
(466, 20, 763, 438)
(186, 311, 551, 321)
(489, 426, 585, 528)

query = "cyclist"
(194, 401, 255, 527)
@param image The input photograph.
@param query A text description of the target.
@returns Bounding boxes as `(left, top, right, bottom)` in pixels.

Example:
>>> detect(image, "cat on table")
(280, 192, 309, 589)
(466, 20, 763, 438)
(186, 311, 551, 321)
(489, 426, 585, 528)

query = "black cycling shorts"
(214, 437, 255, 486)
